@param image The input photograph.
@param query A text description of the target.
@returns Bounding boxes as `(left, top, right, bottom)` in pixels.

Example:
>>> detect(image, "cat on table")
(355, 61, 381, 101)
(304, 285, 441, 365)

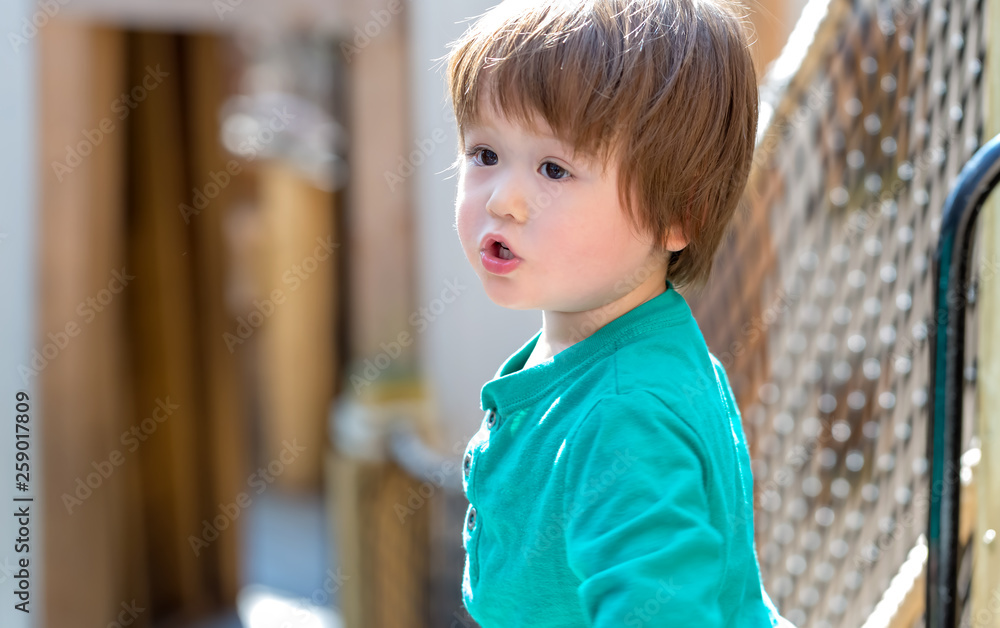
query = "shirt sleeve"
(563, 390, 726, 627)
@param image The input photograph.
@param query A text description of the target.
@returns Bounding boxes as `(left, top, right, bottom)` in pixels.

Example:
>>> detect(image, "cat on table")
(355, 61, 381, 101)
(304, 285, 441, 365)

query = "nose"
(485, 172, 530, 223)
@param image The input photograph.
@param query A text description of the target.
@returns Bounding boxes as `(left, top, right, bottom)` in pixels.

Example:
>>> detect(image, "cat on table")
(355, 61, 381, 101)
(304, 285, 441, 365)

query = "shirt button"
(463, 451, 473, 476)
(467, 506, 477, 530)
(486, 409, 497, 428)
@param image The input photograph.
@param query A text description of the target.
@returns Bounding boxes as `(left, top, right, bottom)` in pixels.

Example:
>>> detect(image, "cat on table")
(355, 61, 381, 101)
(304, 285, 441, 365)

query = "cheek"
(555, 212, 646, 275)
(589, 197, 650, 250)
(556, 215, 631, 258)
(455, 194, 479, 249)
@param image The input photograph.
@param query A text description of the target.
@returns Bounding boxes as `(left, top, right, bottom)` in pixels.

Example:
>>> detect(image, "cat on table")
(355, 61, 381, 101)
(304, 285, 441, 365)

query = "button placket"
(463, 407, 494, 575)
(463, 502, 480, 583)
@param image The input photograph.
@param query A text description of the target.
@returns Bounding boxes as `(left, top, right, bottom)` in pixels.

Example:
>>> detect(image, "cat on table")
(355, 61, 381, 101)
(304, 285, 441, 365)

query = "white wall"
(0, 0, 39, 625)
(407, 0, 539, 452)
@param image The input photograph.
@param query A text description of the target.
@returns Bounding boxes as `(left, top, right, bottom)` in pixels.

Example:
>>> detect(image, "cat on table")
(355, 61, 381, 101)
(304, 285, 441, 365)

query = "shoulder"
(563, 390, 713, 484)
(570, 389, 709, 441)
(609, 320, 728, 411)
(559, 390, 725, 566)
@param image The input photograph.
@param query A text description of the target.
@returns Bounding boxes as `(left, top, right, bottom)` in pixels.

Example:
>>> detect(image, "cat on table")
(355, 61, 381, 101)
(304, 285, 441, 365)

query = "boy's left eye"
(541, 162, 570, 180)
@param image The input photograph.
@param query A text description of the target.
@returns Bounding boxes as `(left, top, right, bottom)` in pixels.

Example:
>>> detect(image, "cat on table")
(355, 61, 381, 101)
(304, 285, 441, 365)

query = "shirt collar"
(480, 279, 690, 414)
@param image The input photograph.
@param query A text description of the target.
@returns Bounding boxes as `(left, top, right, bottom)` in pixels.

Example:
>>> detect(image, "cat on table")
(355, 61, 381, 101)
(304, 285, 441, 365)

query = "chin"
(479, 276, 538, 311)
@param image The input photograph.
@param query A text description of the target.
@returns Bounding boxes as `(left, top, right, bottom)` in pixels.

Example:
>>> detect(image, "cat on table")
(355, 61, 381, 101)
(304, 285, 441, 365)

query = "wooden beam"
(38, 19, 148, 628)
(125, 30, 211, 616)
(256, 161, 336, 490)
(343, 0, 414, 371)
(182, 33, 252, 603)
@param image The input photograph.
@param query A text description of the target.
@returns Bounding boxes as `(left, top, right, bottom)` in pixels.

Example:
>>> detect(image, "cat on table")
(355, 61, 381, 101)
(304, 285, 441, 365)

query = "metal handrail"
(926, 133, 1000, 627)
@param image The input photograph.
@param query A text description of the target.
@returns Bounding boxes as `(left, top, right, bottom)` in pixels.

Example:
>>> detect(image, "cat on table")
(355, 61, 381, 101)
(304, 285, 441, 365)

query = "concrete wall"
(0, 1, 39, 626)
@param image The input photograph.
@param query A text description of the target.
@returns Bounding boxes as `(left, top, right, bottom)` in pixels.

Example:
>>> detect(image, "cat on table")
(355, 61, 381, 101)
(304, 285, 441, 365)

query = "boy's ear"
(662, 225, 688, 252)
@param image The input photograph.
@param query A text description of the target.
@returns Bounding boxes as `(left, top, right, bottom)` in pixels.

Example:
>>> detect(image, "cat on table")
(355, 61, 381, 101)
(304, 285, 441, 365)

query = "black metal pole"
(926, 133, 1000, 627)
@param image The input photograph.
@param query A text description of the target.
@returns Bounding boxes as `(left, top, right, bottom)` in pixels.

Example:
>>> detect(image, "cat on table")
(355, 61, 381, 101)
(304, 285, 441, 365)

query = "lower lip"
(480, 248, 521, 275)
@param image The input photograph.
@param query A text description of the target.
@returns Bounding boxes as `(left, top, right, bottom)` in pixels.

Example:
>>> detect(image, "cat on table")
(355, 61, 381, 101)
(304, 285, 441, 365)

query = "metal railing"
(926, 132, 1000, 628)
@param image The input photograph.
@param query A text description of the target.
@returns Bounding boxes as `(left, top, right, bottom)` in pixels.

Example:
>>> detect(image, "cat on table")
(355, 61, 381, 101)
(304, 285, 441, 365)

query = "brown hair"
(446, 0, 758, 289)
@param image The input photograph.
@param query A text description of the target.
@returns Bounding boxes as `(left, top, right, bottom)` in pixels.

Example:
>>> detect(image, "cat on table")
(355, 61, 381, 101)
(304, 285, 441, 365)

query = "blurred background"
(0, 0, 998, 626)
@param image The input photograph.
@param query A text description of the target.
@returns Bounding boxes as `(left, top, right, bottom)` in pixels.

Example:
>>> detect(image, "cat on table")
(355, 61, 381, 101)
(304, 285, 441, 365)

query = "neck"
(533, 269, 669, 362)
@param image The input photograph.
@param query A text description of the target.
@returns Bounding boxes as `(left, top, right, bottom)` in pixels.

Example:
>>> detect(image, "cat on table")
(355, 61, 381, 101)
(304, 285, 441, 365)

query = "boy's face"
(455, 102, 671, 313)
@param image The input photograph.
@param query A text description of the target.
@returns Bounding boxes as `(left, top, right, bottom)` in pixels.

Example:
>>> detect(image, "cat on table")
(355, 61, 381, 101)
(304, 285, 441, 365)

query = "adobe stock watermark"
(104, 600, 145, 628)
(188, 439, 306, 556)
(447, 605, 479, 628)
(565, 255, 665, 345)
(844, 125, 956, 242)
(747, 414, 836, 526)
(179, 160, 243, 225)
(7, 0, 76, 56)
(716, 286, 802, 369)
(624, 578, 680, 627)
(753, 83, 832, 170)
(395, 440, 466, 524)
(350, 277, 467, 394)
(0, 557, 17, 586)
(18, 267, 135, 384)
(340, 0, 406, 62)
(222, 235, 338, 353)
(852, 454, 968, 572)
(888, 254, 1000, 368)
(851, 492, 928, 572)
(60, 397, 180, 514)
(385, 127, 448, 191)
(50, 65, 170, 183)
(179, 106, 294, 224)
(212, 0, 244, 20)
(522, 448, 638, 562)
(879, 0, 937, 31)
(300, 568, 350, 613)
(245, 570, 351, 627)
(967, 585, 1000, 628)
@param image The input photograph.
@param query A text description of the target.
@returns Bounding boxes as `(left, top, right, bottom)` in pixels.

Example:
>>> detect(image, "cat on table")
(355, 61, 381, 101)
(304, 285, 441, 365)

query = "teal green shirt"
(461, 281, 794, 627)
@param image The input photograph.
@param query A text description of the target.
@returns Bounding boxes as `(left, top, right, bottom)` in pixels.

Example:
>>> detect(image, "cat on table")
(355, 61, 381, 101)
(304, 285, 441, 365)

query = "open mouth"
(493, 241, 515, 260)
(479, 236, 520, 275)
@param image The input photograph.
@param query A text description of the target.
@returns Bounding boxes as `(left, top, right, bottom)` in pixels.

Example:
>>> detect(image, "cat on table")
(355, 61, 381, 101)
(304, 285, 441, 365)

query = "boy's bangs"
(448, 3, 626, 160)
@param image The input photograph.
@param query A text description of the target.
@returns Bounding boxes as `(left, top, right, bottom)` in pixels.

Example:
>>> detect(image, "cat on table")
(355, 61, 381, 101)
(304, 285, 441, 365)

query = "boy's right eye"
(468, 148, 498, 167)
